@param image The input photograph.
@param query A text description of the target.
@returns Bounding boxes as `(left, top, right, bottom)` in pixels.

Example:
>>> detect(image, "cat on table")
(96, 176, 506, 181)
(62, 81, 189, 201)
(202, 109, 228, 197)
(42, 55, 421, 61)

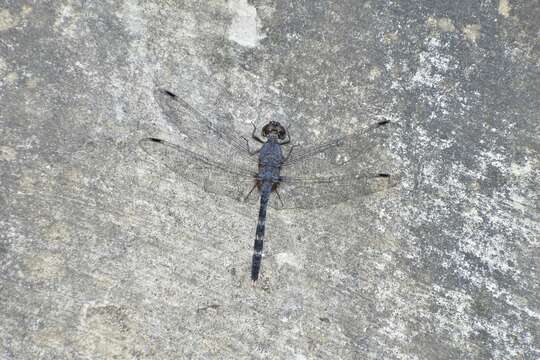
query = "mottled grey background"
(1, 1, 538, 359)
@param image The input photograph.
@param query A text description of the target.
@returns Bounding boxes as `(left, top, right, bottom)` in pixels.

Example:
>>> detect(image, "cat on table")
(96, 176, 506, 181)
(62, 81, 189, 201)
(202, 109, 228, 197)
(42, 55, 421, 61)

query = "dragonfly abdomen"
(251, 182, 272, 281)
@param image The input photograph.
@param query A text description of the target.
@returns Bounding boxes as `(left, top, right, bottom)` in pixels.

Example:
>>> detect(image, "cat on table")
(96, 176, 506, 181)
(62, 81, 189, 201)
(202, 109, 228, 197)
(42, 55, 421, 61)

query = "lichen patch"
(498, 0, 511, 17)
(0, 8, 20, 31)
(5, 71, 18, 84)
(427, 17, 456, 32)
(0, 145, 16, 161)
(463, 24, 481, 43)
(369, 66, 382, 81)
(22, 252, 66, 281)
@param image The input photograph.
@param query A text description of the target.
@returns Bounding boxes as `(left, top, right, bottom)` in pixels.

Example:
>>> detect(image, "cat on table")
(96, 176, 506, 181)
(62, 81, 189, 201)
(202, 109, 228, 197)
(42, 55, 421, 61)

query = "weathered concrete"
(1, 1, 538, 359)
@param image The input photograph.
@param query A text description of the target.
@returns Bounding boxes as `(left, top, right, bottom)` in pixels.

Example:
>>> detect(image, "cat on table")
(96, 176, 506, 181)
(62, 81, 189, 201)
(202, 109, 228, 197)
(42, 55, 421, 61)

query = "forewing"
(282, 120, 392, 178)
(139, 137, 257, 203)
(153, 88, 256, 167)
(275, 172, 399, 209)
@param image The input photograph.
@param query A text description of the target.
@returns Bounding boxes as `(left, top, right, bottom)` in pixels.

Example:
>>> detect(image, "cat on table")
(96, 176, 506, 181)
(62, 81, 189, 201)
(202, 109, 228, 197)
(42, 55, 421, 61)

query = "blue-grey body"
(252, 138, 285, 281)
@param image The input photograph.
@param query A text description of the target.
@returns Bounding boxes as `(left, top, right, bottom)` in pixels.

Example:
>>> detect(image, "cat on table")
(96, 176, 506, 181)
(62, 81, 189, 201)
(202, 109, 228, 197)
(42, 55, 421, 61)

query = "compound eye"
(261, 124, 269, 137)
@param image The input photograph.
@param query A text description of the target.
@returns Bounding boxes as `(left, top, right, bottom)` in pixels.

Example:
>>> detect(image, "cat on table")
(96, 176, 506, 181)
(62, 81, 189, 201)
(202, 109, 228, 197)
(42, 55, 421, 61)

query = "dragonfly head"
(262, 121, 287, 140)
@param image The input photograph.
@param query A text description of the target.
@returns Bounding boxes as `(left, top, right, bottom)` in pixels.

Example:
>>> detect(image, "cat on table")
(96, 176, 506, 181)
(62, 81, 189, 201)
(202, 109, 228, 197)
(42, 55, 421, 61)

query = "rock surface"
(1, 1, 538, 359)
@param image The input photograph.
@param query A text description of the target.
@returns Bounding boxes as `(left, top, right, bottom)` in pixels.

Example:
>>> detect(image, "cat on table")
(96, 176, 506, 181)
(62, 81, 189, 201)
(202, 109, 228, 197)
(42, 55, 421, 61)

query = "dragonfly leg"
(251, 122, 266, 144)
(243, 183, 258, 202)
(241, 135, 261, 155)
(275, 188, 285, 208)
(283, 144, 297, 162)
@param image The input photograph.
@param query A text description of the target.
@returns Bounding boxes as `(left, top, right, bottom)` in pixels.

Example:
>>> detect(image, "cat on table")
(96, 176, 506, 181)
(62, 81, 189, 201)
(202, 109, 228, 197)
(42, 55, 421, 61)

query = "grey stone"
(1, 1, 538, 359)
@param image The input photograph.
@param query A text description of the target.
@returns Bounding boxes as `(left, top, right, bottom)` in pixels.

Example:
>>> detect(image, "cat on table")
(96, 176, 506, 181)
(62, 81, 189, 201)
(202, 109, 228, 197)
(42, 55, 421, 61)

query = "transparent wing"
(153, 88, 257, 167)
(282, 120, 392, 178)
(273, 119, 397, 209)
(274, 172, 399, 209)
(139, 137, 257, 203)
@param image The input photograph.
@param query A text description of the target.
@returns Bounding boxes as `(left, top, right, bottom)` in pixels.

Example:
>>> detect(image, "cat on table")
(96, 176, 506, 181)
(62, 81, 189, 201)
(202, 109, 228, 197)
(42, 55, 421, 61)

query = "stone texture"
(1, 1, 538, 359)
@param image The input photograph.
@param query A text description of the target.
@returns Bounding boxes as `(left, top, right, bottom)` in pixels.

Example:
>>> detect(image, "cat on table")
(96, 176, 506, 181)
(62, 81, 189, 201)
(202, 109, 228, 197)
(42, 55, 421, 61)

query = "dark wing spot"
(377, 120, 390, 126)
(162, 89, 178, 99)
(148, 138, 164, 143)
(377, 173, 390, 178)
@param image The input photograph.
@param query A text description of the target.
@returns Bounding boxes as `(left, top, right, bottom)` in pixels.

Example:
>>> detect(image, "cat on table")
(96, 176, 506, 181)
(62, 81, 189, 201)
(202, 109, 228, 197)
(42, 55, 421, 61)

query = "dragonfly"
(139, 88, 398, 283)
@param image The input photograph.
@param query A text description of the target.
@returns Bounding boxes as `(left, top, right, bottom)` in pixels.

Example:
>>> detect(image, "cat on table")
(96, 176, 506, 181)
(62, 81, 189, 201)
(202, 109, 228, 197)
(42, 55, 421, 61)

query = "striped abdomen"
(251, 183, 272, 281)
